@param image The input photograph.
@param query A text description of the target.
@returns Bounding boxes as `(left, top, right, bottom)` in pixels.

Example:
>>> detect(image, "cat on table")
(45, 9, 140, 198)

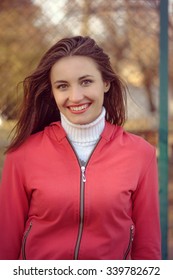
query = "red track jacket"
(0, 122, 161, 259)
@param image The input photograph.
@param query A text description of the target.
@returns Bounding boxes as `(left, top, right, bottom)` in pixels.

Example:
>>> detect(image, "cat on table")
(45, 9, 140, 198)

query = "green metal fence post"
(159, 0, 169, 260)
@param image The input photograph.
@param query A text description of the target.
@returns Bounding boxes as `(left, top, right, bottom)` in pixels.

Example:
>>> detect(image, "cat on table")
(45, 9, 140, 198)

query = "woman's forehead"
(50, 56, 101, 80)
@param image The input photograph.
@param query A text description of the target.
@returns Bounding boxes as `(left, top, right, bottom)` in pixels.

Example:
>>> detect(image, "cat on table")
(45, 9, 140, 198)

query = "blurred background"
(0, 0, 172, 259)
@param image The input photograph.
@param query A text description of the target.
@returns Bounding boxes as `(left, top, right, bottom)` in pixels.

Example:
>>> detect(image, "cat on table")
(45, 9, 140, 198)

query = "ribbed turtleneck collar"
(60, 107, 106, 144)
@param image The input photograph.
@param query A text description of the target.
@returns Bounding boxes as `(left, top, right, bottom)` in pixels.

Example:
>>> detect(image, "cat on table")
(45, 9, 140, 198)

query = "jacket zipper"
(74, 165, 86, 260)
(22, 222, 32, 260)
(123, 224, 134, 260)
(66, 137, 101, 260)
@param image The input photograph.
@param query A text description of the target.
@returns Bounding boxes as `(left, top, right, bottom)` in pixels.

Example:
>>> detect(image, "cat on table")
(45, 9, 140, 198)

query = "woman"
(0, 36, 161, 260)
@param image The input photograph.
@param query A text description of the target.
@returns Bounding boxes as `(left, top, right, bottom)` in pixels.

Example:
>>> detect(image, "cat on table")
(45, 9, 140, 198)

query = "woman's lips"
(68, 103, 91, 113)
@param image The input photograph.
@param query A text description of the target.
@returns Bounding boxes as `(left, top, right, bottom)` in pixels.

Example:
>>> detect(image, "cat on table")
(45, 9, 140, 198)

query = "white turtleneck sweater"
(60, 107, 106, 163)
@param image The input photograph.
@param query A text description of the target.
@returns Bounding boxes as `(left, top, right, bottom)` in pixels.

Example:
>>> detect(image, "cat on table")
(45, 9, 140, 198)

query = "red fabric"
(0, 122, 161, 259)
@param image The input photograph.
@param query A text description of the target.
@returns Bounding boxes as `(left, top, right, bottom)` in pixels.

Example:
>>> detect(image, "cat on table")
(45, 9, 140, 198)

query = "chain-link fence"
(0, 0, 173, 258)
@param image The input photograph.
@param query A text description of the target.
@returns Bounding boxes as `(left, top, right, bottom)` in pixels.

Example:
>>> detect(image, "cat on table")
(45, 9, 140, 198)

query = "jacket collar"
(101, 121, 118, 142)
(47, 121, 118, 143)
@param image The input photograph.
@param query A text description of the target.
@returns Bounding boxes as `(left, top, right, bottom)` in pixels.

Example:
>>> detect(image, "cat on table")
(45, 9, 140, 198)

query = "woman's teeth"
(70, 104, 89, 111)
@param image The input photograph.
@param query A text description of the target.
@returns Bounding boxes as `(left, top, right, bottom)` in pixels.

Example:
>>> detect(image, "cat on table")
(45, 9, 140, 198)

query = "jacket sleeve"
(0, 151, 29, 259)
(131, 148, 161, 260)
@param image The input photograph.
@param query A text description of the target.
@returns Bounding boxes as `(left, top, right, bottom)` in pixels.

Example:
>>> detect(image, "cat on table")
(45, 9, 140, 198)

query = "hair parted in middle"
(7, 35, 127, 152)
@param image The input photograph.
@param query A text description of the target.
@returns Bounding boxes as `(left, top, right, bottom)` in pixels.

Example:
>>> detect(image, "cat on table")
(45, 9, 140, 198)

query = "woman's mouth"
(68, 103, 91, 113)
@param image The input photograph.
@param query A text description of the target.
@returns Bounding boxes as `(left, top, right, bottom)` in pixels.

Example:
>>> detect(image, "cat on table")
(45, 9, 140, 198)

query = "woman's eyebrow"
(79, 75, 94, 80)
(53, 75, 94, 84)
(53, 80, 68, 84)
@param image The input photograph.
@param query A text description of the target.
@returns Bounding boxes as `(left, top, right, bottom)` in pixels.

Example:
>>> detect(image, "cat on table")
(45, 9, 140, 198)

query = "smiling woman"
(0, 36, 161, 260)
(50, 55, 110, 125)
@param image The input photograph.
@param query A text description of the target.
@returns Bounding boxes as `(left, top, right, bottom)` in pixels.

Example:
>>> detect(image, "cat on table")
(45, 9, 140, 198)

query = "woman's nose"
(69, 86, 83, 103)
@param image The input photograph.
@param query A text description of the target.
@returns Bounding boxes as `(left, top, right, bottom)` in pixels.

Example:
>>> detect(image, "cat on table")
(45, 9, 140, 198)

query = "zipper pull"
(130, 224, 134, 241)
(81, 166, 86, 182)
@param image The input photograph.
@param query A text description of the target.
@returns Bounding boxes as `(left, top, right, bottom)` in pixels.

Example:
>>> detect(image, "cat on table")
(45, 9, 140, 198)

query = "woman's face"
(50, 55, 110, 125)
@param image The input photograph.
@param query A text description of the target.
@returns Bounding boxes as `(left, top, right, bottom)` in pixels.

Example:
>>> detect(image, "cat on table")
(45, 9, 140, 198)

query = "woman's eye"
(57, 84, 68, 90)
(81, 79, 93, 86)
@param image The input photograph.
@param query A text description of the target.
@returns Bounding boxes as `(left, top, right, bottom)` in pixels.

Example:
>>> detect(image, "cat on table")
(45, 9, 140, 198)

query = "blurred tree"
(0, 0, 32, 9)
(0, 0, 50, 119)
(80, 0, 160, 112)
(124, 0, 159, 112)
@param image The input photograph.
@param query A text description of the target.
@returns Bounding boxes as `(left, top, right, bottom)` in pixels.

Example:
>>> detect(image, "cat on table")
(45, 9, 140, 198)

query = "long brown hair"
(7, 36, 127, 153)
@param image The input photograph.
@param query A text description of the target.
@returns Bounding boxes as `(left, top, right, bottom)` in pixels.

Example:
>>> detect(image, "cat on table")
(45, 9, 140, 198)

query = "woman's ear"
(104, 81, 111, 93)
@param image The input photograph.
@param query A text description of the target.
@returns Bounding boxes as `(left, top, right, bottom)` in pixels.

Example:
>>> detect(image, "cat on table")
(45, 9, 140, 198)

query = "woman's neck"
(60, 107, 106, 162)
(60, 107, 106, 144)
